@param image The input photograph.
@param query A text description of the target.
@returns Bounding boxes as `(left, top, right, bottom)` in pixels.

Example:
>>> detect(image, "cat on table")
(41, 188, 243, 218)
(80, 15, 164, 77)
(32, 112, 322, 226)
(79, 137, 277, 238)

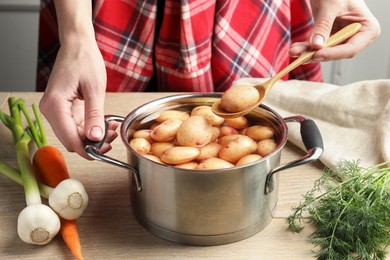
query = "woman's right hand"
(39, 0, 118, 159)
(39, 34, 117, 159)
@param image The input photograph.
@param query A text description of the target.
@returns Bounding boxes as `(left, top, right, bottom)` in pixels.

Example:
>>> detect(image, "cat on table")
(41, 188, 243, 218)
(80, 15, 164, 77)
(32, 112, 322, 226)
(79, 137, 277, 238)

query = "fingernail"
(313, 55, 325, 62)
(90, 127, 103, 139)
(312, 34, 325, 47)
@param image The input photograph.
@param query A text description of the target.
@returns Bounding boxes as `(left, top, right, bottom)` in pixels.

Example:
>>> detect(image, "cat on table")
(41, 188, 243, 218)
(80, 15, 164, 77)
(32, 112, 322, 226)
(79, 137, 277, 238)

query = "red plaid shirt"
(36, 0, 322, 92)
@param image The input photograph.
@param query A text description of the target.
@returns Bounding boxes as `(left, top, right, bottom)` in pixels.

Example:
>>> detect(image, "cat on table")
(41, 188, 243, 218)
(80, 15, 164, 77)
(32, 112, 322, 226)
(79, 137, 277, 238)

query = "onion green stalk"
(0, 161, 51, 198)
(0, 97, 60, 245)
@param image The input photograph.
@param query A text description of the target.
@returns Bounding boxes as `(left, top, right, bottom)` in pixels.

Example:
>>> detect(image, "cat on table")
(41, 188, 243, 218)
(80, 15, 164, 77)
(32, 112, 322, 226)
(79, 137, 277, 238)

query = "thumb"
(84, 92, 105, 141)
(310, 6, 338, 49)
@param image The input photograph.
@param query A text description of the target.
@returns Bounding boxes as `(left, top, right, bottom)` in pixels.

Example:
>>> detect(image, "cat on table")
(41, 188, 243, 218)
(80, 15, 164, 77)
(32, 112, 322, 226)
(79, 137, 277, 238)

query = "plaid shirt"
(36, 0, 322, 92)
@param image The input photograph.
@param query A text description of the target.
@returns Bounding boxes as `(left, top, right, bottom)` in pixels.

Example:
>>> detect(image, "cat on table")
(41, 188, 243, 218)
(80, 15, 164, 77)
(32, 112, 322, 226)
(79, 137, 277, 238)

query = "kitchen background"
(0, 0, 389, 92)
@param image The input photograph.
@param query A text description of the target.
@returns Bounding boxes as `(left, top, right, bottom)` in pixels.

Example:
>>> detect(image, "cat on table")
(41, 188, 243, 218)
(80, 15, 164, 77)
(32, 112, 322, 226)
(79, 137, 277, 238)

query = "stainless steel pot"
(85, 93, 323, 246)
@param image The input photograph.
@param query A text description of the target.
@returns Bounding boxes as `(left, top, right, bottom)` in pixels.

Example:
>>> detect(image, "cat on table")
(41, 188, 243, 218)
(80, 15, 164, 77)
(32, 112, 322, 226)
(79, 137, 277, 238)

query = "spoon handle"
(323, 22, 362, 48)
(270, 22, 361, 83)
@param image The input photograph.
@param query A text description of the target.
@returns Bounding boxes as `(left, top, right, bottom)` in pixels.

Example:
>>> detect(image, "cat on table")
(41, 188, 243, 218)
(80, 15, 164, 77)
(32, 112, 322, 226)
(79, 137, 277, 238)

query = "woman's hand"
(39, 0, 118, 159)
(290, 0, 381, 61)
(39, 36, 117, 159)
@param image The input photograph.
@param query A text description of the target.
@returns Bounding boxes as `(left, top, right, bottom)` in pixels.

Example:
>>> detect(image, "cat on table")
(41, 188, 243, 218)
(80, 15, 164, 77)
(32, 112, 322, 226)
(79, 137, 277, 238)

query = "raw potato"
(196, 158, 234, 170)
(210, 127, 221, 142)
(219, 135, 257, 164)
(236, 154, 262, 166)
(133, 129, 153, 143)
(246, 125, 275, 141)
(150, 142, 175, 157)
(129, 138, 151, 155)
(257, 139, 278, 157)
(150, 122, 160, 130)
(151, 119, 183, 142)
(197, 142, 222, 161)
(176, 116, 213, 147)
(219, 126, 239, 137)
(155, 110, 189, 123)
(219, 134, 245, 147)
(191, 106, 225, 126)
(161, 146, 200, 165)
(175, 162, 198, 170)
(220, 86, 260, 113)
(224, 117, 249, 130)
(143, 154, 164, 164)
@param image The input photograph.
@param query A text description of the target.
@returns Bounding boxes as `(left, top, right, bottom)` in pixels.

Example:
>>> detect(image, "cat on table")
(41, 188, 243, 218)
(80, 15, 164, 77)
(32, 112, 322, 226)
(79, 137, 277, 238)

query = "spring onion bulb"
(17, 204, 60, 245)
(48, 179, 89, 220)
(0, 161, 89, 220)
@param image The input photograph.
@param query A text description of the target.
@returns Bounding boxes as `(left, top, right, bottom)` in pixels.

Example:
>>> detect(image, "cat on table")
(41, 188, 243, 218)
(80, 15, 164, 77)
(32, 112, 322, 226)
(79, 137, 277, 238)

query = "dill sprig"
(287, 160, 390, 260)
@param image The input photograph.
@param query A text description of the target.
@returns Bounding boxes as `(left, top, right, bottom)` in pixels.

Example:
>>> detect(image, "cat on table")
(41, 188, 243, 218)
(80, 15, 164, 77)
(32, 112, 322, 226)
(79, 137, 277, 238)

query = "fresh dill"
(287, 160, 390, 260)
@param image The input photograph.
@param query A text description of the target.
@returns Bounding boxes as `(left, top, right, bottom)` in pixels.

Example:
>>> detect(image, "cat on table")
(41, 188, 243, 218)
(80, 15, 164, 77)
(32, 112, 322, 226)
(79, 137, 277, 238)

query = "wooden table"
(0, 92, 367, 259)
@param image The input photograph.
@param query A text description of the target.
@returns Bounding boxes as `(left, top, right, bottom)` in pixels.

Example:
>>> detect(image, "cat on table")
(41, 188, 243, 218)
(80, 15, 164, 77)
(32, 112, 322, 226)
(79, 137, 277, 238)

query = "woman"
(36, 0, 380, 159)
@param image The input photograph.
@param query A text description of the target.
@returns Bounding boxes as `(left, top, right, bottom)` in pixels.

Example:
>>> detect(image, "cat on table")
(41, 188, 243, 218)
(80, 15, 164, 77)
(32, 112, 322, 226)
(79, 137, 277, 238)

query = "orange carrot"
(32, 146, 84, 260)
(32, 146, 70, 186)
(60, 219, 83, 260)
(20, 102, 84, 260)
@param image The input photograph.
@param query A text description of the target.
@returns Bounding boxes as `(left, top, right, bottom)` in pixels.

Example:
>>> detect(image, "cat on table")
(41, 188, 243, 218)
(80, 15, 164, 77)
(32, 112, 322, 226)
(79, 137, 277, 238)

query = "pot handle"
(265, 116, 324, 194)
(84, 115, 142, 191)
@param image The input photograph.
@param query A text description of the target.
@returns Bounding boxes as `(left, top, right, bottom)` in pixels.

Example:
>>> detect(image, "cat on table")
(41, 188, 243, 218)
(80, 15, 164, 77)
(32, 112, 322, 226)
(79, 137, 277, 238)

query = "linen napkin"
(232, 78, 390, 168)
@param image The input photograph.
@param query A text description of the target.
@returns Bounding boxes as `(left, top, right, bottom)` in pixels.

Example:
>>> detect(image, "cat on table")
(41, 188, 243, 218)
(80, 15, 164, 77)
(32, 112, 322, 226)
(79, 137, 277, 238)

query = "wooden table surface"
(0, 92, 382, 260)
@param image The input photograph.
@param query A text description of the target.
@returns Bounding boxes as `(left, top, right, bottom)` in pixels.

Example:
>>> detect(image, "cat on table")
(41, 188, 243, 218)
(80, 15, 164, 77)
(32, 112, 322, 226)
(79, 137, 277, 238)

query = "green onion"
(19, 99, 89, 220)
(0, 98, 60, 245)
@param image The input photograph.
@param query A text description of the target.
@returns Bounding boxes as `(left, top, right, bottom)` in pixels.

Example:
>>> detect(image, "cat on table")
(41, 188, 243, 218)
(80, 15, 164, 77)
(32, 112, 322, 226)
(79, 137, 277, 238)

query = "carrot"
(60, 219, 83, 260)
(33, 146, 84, 260)
(32, 146, 70, 186)
(20, 102, 84, 260)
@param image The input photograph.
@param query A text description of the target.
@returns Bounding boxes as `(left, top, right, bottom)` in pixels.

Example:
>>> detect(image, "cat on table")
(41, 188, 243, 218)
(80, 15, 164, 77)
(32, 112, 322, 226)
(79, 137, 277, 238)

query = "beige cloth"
(232, 78, 390, 168)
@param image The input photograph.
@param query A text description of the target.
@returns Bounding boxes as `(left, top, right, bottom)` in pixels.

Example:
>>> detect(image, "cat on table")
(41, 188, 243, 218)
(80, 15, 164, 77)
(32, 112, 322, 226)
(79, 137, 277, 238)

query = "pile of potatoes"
(128, 106, 278, 170)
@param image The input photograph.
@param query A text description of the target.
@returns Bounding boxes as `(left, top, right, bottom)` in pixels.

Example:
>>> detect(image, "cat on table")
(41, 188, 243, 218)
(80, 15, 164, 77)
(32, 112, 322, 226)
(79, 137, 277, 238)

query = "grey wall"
(0, 0, 39, 91)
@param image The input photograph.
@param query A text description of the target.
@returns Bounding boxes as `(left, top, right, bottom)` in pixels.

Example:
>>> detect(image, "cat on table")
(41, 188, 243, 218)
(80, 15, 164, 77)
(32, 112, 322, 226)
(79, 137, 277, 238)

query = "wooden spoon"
(212, 22, 362, 119)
